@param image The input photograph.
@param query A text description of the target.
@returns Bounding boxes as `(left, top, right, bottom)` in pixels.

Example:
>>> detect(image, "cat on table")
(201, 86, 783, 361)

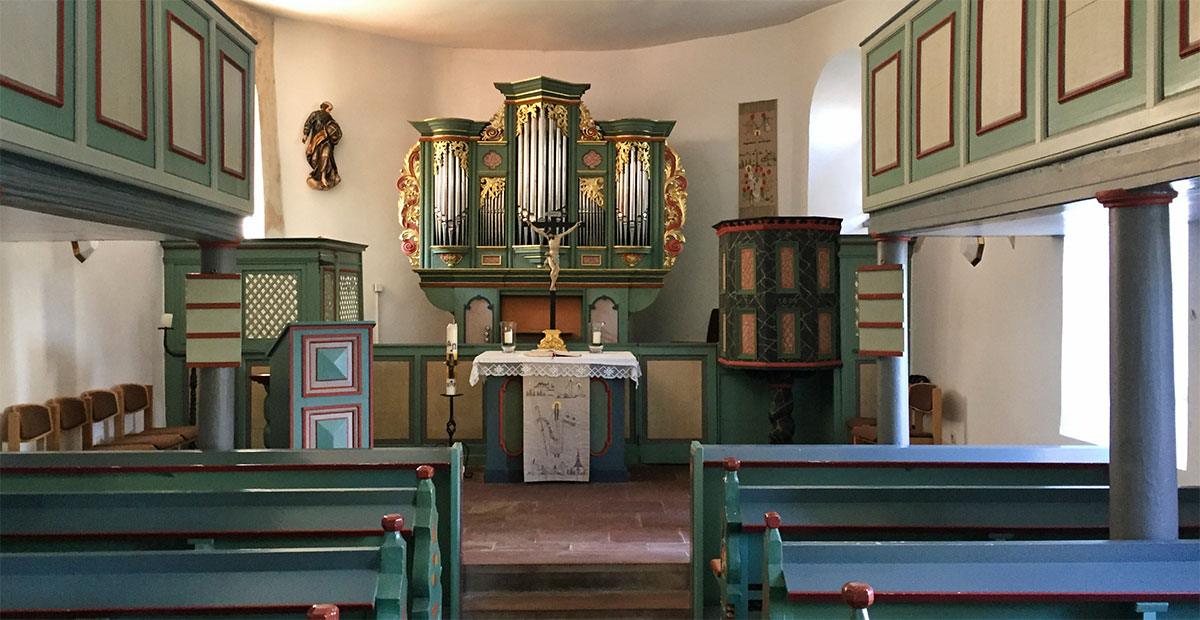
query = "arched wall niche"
(806, 49, 864, 233)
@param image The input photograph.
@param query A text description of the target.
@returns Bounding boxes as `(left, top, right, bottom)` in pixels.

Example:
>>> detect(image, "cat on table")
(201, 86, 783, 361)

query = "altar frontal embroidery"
(523, 376, 589, 482)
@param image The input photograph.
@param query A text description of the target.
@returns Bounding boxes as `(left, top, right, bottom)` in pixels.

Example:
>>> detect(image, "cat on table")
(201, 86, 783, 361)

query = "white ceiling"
(238, 0, 839, 51)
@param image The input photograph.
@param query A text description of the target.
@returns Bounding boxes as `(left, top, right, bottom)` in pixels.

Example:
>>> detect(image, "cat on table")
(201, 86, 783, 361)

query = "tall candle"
(446, 322, 458, 359)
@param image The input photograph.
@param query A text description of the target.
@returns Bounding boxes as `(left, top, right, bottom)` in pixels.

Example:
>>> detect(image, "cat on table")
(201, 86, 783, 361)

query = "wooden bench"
(713, 456, 1200, 618)
(0, 445, 463, 618)
(690, 442, 1112, 617)
(761, 513, 1200, 619)
(1, 513, 413, 619)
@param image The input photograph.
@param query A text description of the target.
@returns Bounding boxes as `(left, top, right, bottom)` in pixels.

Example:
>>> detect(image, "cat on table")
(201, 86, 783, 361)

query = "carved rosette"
(578, 104, 603, 141)
(620, 253, 644, 268)
(481, 105, 505, 141)
(515, 102, 569, 137)
(396, 143, 422, 267)
(662, 144, 688, 268)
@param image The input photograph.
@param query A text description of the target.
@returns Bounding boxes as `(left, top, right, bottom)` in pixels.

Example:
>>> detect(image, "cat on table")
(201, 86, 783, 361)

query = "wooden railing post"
(411, 465, 442, 619)
(375, 513, 408, 620)
(720, 457, 743, 618)
(842, 581, 874, 620)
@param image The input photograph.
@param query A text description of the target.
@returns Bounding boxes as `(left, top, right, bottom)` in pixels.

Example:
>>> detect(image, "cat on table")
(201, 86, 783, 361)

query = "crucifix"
(527, 214, 581, 332)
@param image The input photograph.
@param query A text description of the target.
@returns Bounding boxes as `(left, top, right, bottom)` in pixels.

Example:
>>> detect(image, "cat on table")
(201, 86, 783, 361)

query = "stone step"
(463, 562, 689, 593)
(461, 589, 691, 619)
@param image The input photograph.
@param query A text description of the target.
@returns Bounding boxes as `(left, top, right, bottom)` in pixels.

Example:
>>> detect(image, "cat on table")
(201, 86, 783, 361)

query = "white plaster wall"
(1184, 218, 1198, 485)
(269, 0, 907, 343)
(807, 50, 865, 233)
(0, 241, 165, 446)
(909, 237, 1066, 445)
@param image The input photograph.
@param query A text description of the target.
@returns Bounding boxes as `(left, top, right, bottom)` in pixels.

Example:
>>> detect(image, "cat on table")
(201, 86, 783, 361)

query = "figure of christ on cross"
(526, 220, 582, 291)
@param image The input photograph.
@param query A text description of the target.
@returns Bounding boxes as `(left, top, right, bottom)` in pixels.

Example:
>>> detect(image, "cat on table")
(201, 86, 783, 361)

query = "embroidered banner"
(523, 375, 590, 482)
(738, 99, 778, 218)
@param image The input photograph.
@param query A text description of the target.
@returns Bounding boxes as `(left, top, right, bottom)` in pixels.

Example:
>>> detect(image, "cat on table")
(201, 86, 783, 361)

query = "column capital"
(1095, 187, 1177, 209)
(871, 233, 912, 243)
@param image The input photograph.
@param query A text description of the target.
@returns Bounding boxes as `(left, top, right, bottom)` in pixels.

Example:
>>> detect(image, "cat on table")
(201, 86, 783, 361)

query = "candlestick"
(445, 377, 457, 396)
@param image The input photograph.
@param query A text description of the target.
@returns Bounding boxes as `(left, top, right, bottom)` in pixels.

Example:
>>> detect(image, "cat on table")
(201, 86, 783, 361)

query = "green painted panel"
(865, 29, 907, 195)
(214, 27, 251, 199)
(1046, 0, 1147, 135)
(0, 0, 76, 140)
(910, 0, 963, 181)
(968, 0, 1037, 162)
(160, 0, 211, 186)
(85, 0, 155, 167)
(1162, 0, 1200, 98)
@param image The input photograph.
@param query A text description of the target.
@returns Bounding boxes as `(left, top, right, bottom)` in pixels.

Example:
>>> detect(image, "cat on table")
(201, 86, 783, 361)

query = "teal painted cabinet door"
(0, 0, 77, 140)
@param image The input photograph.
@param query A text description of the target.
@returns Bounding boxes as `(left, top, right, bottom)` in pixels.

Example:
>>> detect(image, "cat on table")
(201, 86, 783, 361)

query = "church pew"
(0, 514, 413, 619)
(715, 460, 1200, 619)
(760, 513, 1200, 620)
(690, 442, 1112, 617)
(0, 445, 462, 619)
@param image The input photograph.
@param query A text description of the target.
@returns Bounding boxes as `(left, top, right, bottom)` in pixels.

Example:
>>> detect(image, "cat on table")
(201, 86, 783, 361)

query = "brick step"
(461, 589, 691, 619)
(463, 562, 689, 593)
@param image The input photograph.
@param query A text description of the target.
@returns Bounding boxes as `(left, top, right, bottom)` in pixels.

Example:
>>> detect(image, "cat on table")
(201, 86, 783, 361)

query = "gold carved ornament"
(433, 141, 470, 173)
(480, 177, 506, 202)
(515, 102, 570, 137)
(481, 105, 505, 141)
(578, 103, 603, 141)
(613, 141, 651, 183)
(662, 144, 688, 268)
(397, 143, 422, 267)
(579, 177, 605, 208)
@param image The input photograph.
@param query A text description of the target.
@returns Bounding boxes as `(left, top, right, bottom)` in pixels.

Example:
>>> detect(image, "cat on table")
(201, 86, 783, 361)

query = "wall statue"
(302, 101, 342, 190)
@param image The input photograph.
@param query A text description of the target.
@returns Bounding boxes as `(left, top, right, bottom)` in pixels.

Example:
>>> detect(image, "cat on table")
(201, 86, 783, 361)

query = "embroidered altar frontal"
(714, 217, 842, 368)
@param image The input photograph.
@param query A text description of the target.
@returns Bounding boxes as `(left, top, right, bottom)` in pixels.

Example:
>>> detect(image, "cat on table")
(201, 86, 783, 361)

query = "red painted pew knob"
(764, 511, 781, 529)
(722, 457, 741, 472)
(308, 603, 339, 619)
(382, 513, 405, 532)
(841, 582, 874, 609)
(417, 464, 435, 479)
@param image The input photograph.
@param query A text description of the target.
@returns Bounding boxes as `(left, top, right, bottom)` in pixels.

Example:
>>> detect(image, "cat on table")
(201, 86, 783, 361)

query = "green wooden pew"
(761, 514, 1200, 619)
(0, 446, 462, 618)
(714, 456, 1200, 619)
(691, 442, 1112, 618)
(1, 515, 411, 619)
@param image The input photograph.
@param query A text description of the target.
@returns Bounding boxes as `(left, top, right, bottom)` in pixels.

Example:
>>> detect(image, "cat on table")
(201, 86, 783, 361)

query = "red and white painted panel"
(916, 13, 956, 158)
(870, 51, 901, 175)
(167, 10, 206, 162)
(856, 265, 905, 357)
(0, 0, 65, 107)
(976, 0, 1027, 134)
(1057, 0, 1131, 103)
(185, 274, 242, 368)
(96, 0, 148, 139)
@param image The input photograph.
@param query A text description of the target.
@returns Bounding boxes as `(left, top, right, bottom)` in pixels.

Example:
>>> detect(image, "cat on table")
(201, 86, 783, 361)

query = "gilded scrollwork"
(481, 105, 505, 141)
(515, 102, 569, 137)
(432, 140, 471, 174)
(480, 177, 506, 202)
(662, 144, 688, 268)
(578, 103, 603, 141)
(579, 177, 605, 208)
(397, 143, 422, 267)
(614, 141, 651, 182)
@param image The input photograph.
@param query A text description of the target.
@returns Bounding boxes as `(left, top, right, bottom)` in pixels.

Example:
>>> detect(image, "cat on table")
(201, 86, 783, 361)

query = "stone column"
(873, 235, 910, 446)
(1095, 186, 1178, 540)
(196, 241, 238, 451)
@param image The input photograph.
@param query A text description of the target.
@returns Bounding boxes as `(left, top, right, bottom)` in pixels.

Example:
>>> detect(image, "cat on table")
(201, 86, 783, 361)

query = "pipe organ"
(398, 77, 688, 343)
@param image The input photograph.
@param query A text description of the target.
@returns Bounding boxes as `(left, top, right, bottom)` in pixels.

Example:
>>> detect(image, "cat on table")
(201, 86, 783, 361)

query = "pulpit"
(471, 351, 640, 482)
(262, 322, 374, 449)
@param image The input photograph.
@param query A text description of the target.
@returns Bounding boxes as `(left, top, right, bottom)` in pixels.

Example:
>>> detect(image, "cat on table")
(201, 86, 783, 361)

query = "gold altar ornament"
(537, 329, 567, 351)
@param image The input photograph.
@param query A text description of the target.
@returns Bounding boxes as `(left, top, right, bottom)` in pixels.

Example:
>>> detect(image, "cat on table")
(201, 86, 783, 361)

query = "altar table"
(471, 350, 639, 483)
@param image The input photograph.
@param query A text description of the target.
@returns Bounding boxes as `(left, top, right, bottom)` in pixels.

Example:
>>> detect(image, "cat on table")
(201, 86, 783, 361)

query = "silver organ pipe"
(579, 177, 605, 246)
(516, 104, 569, 245)
(614, 142, 650, 247)
(433, 142, 469, 246)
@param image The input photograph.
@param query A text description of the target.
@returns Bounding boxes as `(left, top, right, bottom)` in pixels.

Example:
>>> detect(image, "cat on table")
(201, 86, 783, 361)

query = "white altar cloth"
(469, 350, 641, 386)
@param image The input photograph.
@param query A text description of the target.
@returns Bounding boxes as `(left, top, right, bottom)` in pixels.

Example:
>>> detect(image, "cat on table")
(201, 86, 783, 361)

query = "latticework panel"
(338, 272, 361, 321)
(322, 269, 336, 321)
(243, 272, 299, 340)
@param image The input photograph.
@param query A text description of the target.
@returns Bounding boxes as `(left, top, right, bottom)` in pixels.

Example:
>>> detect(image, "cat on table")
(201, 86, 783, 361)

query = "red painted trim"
(301, 403, 361, 449)
(717, 358, 843, 369)
(1057, 0, 1132, 104)
(858, 322, 903, 329)
(218, 51, 247, 179)
(420, 281, 663, 289)
(418, 135, 482, 142)
(870, 233, 911, 242)
(1183, 0, 1200, 57)
(869, 50, 902, 176)
(0, 602, 375, 618)
(589, 378, 613, 457)
(185, 302, 241, 309)
(915, 12, 956, 158)
(186, 332, 241, 339)
(1095, 188, 1179, 208)
(857, 293, 903, 300)
(859, 349, 904, 357)
(197, 240, 242, 249)
(95, 0, 148, 140)
(745, 523, 1110, 534)
(5, 528, 412, 540)
(857, 264, 903, 272)
(0, 463, 451, 475)
(787, 590, 1200, 604)
(975, 0, 1028, 135)
(702, 460, 1106, 470)
(0, 0, 65, 108)
(301, 333, 364, 398)
(367, 326, 374, 447)
(185, 361, 241, 368)
(497, 377, 521, 456)
(604, 136, 667, 143)
(185, 273, 241, 279)
(166, 11, 207, 164)
(714, 222, 842, 235)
